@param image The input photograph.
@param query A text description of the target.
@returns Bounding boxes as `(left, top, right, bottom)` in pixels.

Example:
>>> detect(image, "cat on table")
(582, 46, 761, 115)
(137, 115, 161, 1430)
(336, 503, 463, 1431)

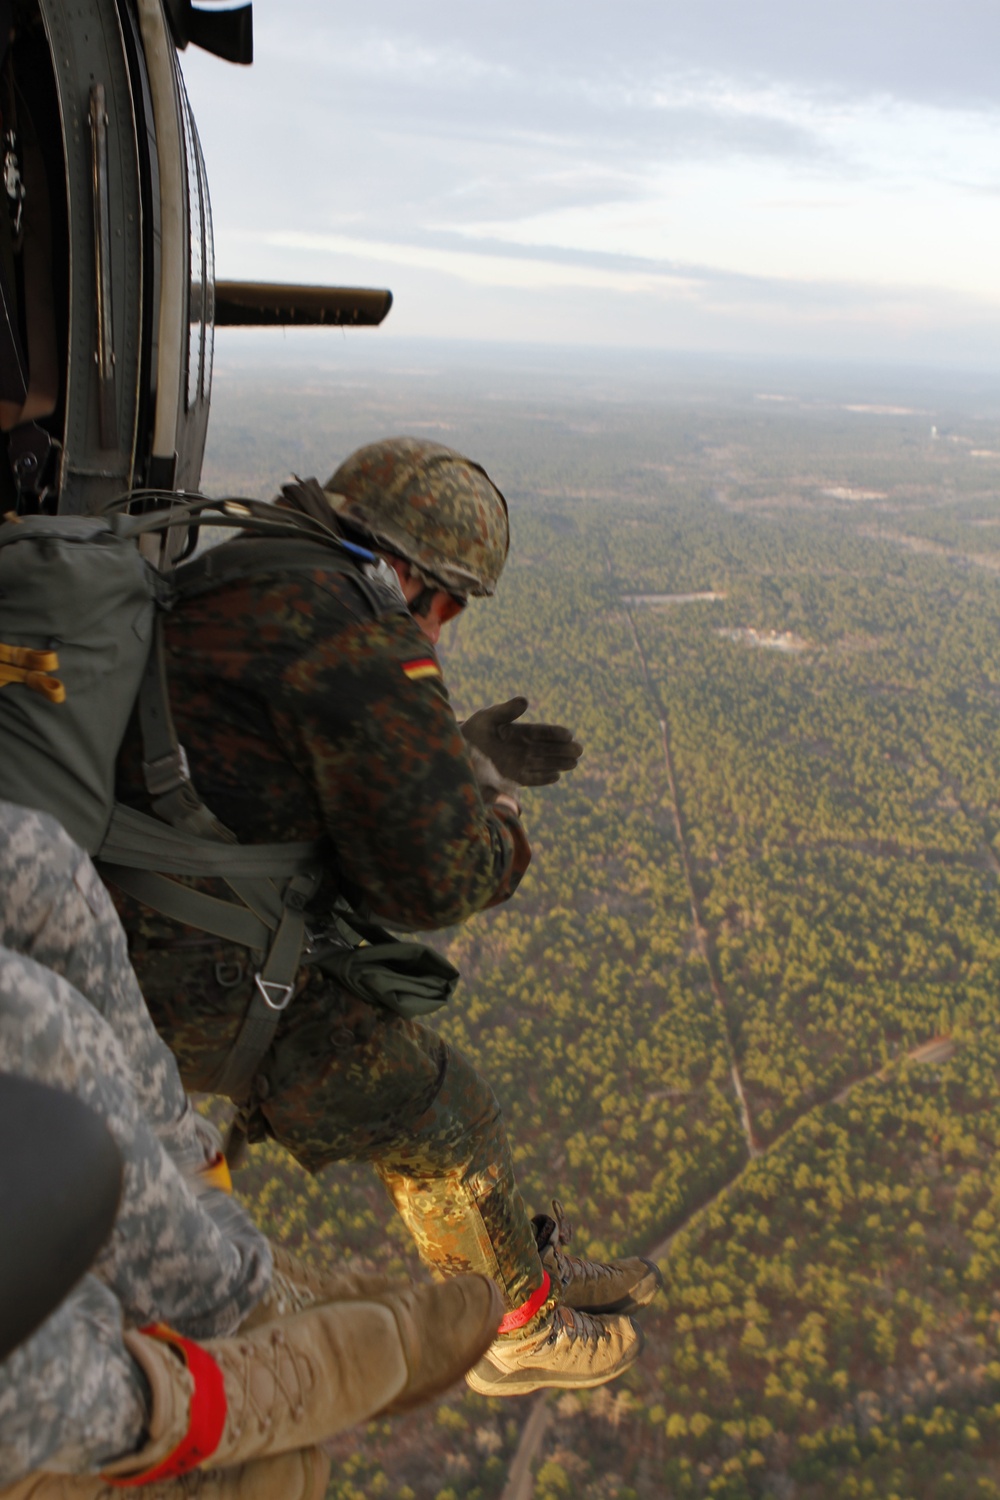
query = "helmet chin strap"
(408, 585, 437, 619)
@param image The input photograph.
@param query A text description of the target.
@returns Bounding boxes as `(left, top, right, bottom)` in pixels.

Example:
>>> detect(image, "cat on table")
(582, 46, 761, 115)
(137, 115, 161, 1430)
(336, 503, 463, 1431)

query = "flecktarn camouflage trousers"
(134, 900, 549, 1305)
(0, 805, 272, 1482)
(136, 928, 548, 1310)
(257, 974, 546, 1309)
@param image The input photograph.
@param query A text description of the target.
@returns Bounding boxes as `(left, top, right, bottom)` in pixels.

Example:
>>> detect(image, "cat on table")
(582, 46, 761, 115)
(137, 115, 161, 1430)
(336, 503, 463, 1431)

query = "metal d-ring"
(254, 973, 295, 1012)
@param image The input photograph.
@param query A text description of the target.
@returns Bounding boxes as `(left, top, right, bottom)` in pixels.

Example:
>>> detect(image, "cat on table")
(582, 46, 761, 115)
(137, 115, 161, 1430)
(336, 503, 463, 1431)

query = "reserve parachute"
(0, 510, 169, 853)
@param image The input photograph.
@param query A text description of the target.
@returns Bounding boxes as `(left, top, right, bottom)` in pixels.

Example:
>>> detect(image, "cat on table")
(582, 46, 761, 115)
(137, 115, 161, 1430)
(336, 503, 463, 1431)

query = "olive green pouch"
(318, 940, 460, 1019)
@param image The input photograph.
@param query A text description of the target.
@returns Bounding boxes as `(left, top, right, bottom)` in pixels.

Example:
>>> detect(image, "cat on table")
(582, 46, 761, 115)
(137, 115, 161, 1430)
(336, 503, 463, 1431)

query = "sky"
(182, 1, 1000, 365)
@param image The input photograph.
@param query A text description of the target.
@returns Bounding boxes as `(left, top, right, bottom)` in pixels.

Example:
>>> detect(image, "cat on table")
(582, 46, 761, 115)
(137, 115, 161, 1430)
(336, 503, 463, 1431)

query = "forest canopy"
(202, 359, 1000, 1500)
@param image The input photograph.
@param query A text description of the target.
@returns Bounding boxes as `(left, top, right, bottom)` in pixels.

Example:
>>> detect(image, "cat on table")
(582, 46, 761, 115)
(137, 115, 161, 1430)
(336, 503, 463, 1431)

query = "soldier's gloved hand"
(467, 745, 522, 818)
(461, 697, 583, 787)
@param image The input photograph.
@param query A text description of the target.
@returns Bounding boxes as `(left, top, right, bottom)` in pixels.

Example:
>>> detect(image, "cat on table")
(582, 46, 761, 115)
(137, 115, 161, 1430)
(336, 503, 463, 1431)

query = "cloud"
(246, 0, 1000, 113)
(248, 229, 701, 296)
(182, 0, 1000, 360)
(228, 225, 998, 332)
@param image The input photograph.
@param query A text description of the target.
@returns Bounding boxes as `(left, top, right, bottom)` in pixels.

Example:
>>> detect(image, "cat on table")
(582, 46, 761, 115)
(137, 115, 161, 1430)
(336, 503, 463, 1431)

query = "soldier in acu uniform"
(112, 437, 661, 1395)
(0, 802, 503, 1500)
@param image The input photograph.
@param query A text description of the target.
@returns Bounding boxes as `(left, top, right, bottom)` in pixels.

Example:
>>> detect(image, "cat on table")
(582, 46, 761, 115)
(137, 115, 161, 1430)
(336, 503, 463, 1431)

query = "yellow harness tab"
(0, 648, 65, 703)
(0, 642, 60, 672)
(25, 670, 66, 703)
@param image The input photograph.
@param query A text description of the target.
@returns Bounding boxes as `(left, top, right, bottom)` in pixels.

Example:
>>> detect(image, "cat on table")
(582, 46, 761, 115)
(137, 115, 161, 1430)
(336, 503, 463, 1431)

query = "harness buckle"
(254, 974, 295, 1012)
(143, 744, 191, 798)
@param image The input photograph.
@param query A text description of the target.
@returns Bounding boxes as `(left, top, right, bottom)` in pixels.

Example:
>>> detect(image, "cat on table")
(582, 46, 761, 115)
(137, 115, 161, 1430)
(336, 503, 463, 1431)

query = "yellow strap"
(198, 1151, 233, 1195)
(0, 661, 65, 702)
(0, 642, 60, 671)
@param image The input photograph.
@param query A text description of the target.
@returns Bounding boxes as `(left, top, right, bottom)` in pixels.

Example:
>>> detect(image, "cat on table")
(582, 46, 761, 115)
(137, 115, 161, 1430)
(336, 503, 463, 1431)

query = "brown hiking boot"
(379, 1277, 504, 1414)
(465, 1304, 643, 1397)
(533, 1201, 662, 1315)
(218, 1277, 504, 1432)
(239, 1244, 397, 1329)
(102, 1276, 504, 1481)
(0, 1450, 330, 1500)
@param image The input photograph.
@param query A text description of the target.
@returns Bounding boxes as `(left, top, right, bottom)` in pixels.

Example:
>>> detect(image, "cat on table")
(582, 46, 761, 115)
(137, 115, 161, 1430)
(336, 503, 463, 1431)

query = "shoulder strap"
(175, 534, 361, 597)
(100, 613, 328, 1105)
(99, 804, 325, 877)
(104, 489, 378, 561)
(174, 535, 408, 622)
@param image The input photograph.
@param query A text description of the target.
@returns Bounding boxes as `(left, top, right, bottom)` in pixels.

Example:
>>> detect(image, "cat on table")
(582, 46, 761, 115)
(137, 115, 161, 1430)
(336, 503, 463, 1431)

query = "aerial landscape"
(201, 339, 1000, 1498)
(5, 0, 1000, 1496)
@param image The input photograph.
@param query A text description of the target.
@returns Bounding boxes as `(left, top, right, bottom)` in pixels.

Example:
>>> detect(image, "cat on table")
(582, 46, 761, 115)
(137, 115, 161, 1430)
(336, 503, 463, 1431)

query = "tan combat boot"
(239, 1244, 398, 1330)
(101, 1275, 503, 1482)
(466, 1303, 643, 1397)
(532, 1201, 662, 1315)
(0, 1449, 330, 1500)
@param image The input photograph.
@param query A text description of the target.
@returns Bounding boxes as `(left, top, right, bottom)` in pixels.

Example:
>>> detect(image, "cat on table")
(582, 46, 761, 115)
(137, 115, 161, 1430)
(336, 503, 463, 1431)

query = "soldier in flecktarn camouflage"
(112, 437, 661, 1396)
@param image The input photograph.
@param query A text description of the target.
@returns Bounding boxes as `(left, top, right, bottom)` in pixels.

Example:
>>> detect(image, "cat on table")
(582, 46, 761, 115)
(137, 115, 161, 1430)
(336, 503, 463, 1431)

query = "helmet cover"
(323, 437, 509, 597)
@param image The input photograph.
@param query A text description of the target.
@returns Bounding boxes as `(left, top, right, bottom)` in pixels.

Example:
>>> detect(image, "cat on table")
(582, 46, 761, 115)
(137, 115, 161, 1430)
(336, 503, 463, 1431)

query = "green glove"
(461, 697, 583, 787)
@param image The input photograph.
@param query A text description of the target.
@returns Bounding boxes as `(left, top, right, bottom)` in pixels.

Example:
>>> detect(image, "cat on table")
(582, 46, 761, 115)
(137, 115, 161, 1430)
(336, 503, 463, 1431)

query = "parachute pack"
(0, 492, 458, 1105)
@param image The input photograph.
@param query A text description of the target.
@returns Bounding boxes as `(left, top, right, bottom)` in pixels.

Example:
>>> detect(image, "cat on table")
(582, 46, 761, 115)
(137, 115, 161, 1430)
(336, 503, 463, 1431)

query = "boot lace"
(258, 1267, 318, 1320)
(547, 1304, 612, 1348)
(536, 1199, 622, 1292)
(225, 1326, 315, 1438)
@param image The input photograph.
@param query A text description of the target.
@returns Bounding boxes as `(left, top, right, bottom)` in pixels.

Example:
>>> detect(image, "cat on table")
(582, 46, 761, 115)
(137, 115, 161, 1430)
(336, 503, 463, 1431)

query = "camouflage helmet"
(322, 437, 509, 598)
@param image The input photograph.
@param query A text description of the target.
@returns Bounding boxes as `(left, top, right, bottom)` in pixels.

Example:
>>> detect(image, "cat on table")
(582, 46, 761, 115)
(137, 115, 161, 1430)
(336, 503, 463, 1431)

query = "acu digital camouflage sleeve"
(0, 943, 266, 1480)
(0, 801, 271, 1313)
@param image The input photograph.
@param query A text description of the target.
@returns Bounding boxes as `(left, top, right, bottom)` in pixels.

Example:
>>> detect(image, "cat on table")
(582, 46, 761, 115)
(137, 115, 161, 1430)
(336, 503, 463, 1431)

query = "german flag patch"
(402, 656, 441, 682)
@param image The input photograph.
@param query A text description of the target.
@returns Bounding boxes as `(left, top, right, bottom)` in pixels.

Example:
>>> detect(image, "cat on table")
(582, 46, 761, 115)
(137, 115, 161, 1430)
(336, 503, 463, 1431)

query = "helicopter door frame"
(134, 0, 186, 491)
(38, 0, 143, 513)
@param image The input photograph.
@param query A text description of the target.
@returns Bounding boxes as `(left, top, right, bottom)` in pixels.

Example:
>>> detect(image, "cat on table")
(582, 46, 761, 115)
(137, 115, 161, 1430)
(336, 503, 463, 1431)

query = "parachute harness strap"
(123, 552, 326, 1106)
(137, 619, 233, 844)
(211, 866, 322, 1101)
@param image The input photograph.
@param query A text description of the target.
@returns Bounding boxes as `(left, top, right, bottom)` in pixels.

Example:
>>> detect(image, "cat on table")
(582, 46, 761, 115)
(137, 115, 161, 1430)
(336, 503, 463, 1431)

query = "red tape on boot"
(106, 1323, 227, 1487)
(497, 1271, 551, 1335)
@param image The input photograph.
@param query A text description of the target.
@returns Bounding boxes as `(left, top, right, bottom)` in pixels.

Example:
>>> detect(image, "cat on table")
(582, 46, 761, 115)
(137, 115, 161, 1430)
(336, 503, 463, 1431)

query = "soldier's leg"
(0, 947, 269, 1338)
(261, 981, 546, 1313)
(0, 1278, 147, 1481)
(0, 802, 261, 1263)
(0, 804, 195, 1143)
(0, 1180, 504, 1483)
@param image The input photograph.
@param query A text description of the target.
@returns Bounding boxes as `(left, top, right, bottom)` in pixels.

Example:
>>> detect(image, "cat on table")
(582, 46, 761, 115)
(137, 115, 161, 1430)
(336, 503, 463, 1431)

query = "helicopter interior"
(0, 0, 390, 521)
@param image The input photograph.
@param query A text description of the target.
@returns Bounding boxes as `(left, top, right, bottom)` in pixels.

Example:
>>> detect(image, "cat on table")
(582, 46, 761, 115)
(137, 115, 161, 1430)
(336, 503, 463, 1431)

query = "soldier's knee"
(0, 799, 78, 866)
(438, 1042, 503, 1132)
(0, 801, 80, 942)
(0, 947, 51, 1027)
